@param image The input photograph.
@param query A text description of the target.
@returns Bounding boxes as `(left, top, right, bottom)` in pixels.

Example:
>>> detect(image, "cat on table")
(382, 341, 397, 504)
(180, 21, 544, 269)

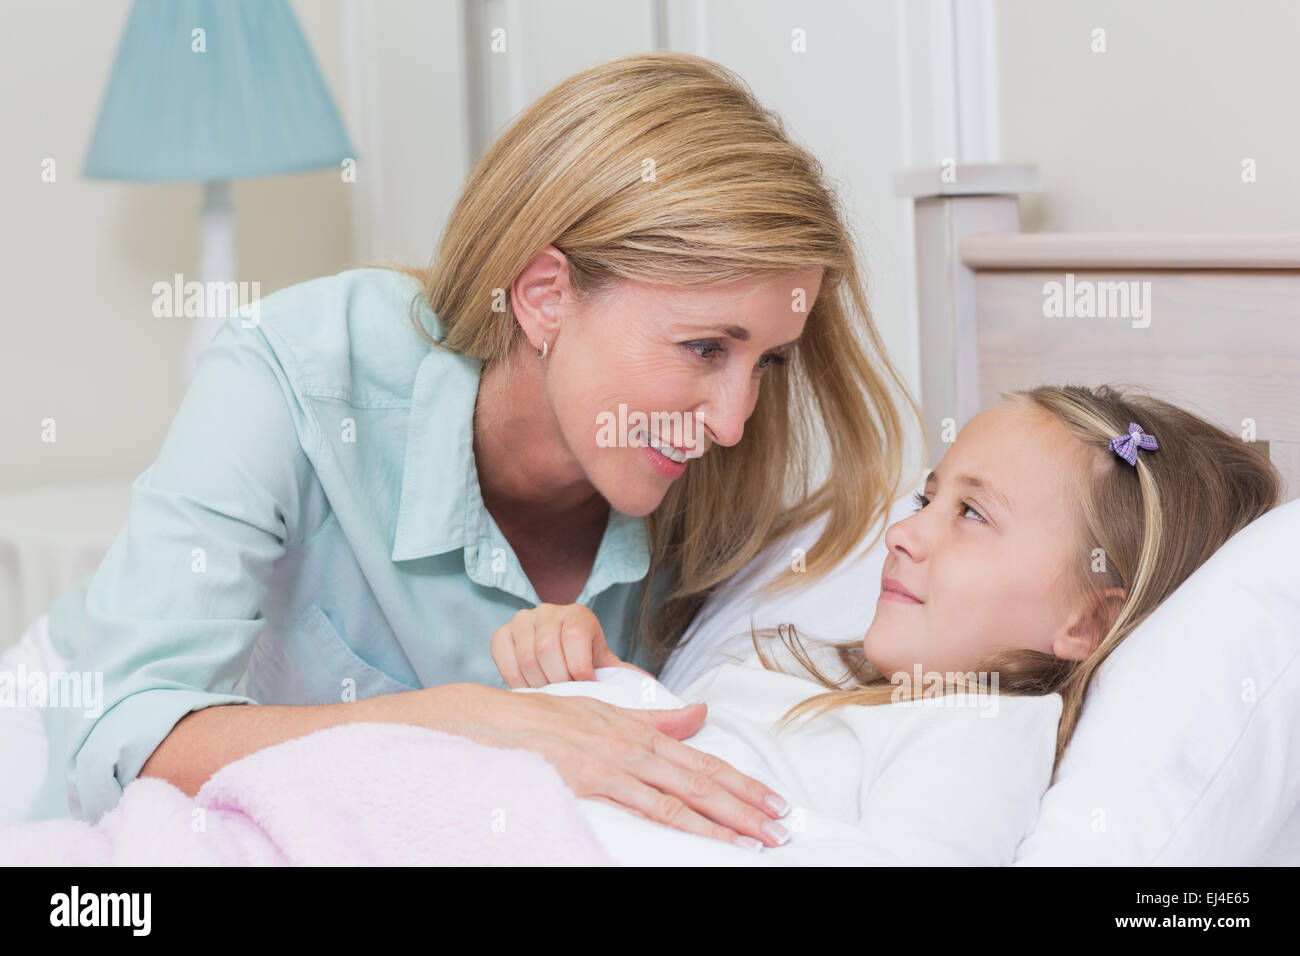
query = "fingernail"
(732, 835, 763, 852)
(764, 794, 790, 817)
(761, 820, 790, 846)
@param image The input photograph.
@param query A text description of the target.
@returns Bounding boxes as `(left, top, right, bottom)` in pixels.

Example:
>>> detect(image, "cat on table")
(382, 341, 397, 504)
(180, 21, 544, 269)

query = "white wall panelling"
(338, 1, 1002, 481)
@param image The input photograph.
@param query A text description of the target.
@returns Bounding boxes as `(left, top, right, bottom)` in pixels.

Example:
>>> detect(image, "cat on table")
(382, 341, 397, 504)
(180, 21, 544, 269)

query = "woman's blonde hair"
(387, 52, 918, 665)
(752, 384, 1283, 781)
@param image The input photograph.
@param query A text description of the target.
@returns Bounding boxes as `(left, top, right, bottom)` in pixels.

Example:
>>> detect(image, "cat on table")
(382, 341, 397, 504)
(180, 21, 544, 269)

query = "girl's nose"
(885, 510, 926, 562)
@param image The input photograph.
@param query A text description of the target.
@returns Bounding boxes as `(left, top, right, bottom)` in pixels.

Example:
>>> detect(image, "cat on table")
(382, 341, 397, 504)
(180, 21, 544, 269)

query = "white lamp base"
(185, 180, 238, 383)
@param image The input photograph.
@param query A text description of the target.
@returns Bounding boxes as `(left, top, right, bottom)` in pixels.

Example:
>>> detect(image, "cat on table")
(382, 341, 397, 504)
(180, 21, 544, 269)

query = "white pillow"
(660, 489, 1300, 866)
(1014, 496, 1300, 865)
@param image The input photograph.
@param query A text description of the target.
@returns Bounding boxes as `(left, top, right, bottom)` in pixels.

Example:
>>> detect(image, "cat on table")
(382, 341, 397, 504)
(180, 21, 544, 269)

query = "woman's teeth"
(641, 429, 689, 463)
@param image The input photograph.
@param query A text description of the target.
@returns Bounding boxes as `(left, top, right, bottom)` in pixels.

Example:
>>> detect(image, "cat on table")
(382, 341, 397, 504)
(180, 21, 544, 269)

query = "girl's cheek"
(938, 543, 994, 603)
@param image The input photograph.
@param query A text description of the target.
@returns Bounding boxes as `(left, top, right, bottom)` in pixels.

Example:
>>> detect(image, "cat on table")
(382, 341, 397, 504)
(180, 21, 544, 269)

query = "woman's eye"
(683, 341, 722, 359)
(683, 342, 790, 373)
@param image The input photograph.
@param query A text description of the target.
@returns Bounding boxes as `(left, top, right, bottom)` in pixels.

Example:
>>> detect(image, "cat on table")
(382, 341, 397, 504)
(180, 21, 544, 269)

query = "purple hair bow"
(1108, 422, 1158, 466)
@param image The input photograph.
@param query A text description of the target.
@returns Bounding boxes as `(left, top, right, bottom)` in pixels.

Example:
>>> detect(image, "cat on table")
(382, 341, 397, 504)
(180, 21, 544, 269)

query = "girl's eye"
(682, 342, 790, 373)
(911, 491, 985, 523)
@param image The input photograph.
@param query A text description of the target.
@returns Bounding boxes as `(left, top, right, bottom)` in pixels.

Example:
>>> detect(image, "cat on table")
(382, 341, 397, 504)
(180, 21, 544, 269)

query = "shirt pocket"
(240, 602, 419, 706)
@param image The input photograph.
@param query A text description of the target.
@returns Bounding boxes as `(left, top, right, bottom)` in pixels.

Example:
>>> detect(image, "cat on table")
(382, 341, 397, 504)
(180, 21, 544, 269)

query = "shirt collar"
(391, 336, 481, 562)
(391, 321, 650, 605)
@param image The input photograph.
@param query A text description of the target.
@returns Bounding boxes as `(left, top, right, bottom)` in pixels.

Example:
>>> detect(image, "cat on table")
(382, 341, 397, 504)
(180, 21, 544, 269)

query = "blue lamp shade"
(84, 0, 355, 181)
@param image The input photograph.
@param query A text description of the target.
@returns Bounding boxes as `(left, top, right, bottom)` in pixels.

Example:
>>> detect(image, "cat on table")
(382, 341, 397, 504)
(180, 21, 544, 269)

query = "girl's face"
(517, 247, 820, 517)
(864, 400, 1114, 678)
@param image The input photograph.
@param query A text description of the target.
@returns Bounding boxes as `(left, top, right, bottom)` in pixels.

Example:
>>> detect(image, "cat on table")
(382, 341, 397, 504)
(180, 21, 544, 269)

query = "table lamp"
(83, 0, 355, 381)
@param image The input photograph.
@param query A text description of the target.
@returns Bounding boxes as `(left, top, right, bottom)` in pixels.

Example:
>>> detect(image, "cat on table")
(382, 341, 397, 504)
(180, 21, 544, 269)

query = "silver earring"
(536, 340, 549, 359)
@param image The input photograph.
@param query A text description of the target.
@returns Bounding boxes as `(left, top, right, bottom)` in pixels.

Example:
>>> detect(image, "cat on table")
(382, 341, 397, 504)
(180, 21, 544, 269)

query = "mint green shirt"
(37, 268, 658, 823)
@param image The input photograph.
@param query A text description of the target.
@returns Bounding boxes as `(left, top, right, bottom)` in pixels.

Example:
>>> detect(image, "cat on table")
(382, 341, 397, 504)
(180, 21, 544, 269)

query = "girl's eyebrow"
(925, 470, 1014, 515)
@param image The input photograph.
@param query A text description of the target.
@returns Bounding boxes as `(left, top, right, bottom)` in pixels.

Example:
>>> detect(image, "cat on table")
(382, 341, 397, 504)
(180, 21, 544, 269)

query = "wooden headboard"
(896, 163, 1300, 502)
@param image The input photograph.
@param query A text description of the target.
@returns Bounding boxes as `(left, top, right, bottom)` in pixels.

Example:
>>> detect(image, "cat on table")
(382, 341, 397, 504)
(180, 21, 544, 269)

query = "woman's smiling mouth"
(637, 427, 691, 463)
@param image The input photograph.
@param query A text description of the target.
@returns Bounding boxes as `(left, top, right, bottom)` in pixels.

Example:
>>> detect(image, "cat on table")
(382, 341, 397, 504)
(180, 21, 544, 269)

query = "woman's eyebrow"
(924, 471, 1014, 515)
(677, 324, 802, 350)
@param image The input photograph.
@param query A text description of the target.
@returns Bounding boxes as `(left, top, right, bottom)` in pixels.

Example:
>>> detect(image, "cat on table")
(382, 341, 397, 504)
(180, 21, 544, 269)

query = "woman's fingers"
(532, 605, 600, 684)
(589, 628, 642, 675)
(533, 617, 577, 686)
(452, 689, 789, 850)
(584, 794, 650, 821)
(569, 701, 789, 848)
(561, 619, 597, 682)
(614, 715, 790, 848)
(512, 614, 551, 688)
(496, 604, 608, 687)
(489, 625, 526, 688)
(533, 606, 591, 684)
(583, 772, 764, 851)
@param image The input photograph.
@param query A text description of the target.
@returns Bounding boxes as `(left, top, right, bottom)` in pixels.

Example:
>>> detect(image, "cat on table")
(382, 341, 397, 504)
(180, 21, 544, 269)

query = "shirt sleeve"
(60, 318, 319, 822)
(853, 695, 1063, 865)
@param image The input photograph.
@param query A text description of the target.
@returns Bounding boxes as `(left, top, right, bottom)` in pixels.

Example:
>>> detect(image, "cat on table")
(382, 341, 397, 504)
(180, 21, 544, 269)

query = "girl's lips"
(879, 590, 922, 605)
(881, 577, 922, 604)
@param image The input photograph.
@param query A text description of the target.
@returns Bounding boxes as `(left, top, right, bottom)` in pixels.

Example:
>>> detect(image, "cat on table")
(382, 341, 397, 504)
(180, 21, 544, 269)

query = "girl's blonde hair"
(387, 52, 919, 664)
(752, 384, 1283, 781)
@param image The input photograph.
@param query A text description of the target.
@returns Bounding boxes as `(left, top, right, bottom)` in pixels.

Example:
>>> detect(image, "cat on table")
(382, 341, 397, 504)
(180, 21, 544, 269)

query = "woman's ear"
(1052, 586, 1126, 661)
(510, 246, 569, 350)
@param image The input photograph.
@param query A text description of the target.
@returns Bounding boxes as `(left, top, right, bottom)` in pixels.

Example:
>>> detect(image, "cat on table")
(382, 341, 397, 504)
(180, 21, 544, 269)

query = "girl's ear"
(1091, 587, 1128, 645)
(1053, 587, 1126, 661)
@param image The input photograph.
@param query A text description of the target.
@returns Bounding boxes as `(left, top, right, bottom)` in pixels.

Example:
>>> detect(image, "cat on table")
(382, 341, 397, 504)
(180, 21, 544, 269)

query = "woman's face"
(863, 400, 1115, 679)
(521, 249, 821, 516)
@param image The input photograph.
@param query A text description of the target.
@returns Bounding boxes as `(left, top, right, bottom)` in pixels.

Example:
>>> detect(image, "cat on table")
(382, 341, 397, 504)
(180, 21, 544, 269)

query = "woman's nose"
(696, 373, 757, 448)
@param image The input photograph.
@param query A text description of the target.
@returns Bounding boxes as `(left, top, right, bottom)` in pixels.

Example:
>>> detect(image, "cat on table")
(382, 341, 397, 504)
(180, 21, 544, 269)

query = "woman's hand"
(491, 602, 654, 687)
(422, 683, 790, 850)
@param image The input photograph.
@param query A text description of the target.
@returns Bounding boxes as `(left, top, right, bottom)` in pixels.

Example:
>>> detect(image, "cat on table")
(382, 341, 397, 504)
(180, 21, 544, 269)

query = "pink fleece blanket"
(0, 722, 613, 866)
